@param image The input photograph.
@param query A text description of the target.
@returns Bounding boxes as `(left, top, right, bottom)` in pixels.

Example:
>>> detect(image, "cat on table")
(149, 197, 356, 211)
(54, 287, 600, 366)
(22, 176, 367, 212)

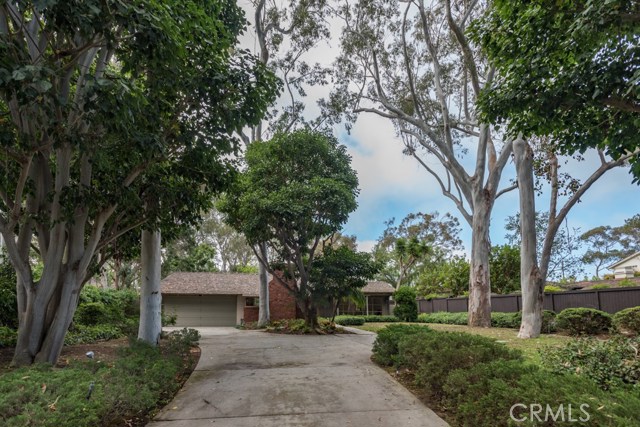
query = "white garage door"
(164, 295, 237, 326)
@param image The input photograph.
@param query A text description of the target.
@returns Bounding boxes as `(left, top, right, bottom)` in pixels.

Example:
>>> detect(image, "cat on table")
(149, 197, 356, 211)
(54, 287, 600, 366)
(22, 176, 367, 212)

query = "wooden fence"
(418, 286, 640, 314)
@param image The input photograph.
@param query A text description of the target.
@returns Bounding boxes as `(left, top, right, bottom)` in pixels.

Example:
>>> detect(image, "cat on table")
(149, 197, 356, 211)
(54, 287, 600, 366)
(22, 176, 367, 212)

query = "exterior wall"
(269, 277, 298, 320)
(236, 295, 245, 324)
(243, 304, 259, 323)
(612, 255, 640, 278)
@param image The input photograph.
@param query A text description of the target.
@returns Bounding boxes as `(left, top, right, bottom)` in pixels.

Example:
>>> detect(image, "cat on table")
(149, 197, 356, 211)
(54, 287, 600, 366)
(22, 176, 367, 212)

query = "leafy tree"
(310, 246, 379, 321)
(0, 251, 17, 329)
(219, 129, 359, 328)
(0, 0, 277, 365)
(490, 245, 520, 295)
(373, 212, 463, 289)
(580, 226, 620, 278)
(162, 231, 218, 278)
(417, 256, 470, 298)
(393, 286, 418, 322)
(471, 0, 640, 176)
(613, 214, 640, 256)
(330, 0, 516, 327)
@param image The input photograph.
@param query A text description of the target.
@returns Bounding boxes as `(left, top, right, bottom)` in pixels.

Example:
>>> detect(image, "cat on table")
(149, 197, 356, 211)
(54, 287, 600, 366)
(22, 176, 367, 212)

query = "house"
(608, 252, 640, 279)
(161, 272, 395, 326)
(332, 281, 395, 316)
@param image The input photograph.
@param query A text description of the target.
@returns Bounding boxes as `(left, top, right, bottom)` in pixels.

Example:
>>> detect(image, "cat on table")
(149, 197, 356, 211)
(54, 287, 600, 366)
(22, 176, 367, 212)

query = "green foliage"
(489, 245, 521, 294)
(542, 337, 640, 391)
(619, 279, 638, 287)
(333, 315, 365, 326)
(604, 274, 616, 280)
(0, 336, 196, 426)
(74, 302, 110, 326)
(555, 308, 612, 336)
(417, 312, 468, 325)
(0, 252, 17, 329)
(591, 284, 611, 290)
(166, 328, 201, 357)
(416, 256, 469, 297)
(472, 0, 640, 178)
(362, 315, 399, 323)
(541, 310, 558, 334)
(371, 324, 433, 366)
(0, 326, 17, 348)
(162, 240, 218, 277)
(613, 307, 640, 336)
(544, 285, 563, 293)
(64, 325, 123, 346)
(393, 286, 418, 322)
(264, 319, 339, 334)
(491, 312, 522, 329)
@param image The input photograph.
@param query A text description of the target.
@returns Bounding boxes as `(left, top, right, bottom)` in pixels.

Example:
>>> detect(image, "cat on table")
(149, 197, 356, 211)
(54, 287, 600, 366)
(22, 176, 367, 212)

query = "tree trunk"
(468, 194, 492, 327)
(138, 229, 162, 346)
(514, 138, 544, 338)
(257, 242, 270, 327)
(303, 299, 319, 330)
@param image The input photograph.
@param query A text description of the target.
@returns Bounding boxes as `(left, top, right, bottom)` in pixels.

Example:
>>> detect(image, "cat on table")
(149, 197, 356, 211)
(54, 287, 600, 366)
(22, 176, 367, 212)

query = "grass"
(355, 322, 573, 364)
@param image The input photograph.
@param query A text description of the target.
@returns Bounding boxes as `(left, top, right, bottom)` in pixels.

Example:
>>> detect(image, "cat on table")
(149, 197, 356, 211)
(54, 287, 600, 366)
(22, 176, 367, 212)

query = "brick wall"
(242, 274, 298, 322)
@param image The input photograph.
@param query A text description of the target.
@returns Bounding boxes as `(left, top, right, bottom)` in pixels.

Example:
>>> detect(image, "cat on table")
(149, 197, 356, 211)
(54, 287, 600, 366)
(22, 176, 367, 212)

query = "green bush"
(0, 252, 18, 329)
(555, 308, 612, 335)
(619, 278, 638, 287)
(491, 312, 521, 328)
(333, 315, 365, 326)
(542, 336, 640, 390)
(75, 302, 110, 326)
(397, 331, 522, 396)
(0, 326, 17, 348)
(541, 309, 557, 333)
(591, 284, 610, 290)
(362, 315, 399, 322)
(417, 311, 467, 325)
(603, 273, 615, 280)
(443, 359, 636, 427)
(371, 324, 432, 366)
(544, 285, 563, 293)
(65, 325, 123, 346)
(393, 286, 418, 322)
(167, 328, 201, 356)
(613, 306, 640, 335)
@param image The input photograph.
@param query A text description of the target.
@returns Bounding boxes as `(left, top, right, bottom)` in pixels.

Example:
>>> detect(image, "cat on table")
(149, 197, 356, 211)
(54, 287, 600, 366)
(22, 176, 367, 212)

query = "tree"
(162, 231, 218, 278)
(373, 212, 463, 289)
(0, 0, 277, 365)
(219, 129, 359, 329)
(490, 245, 521, 295)
(613, 215, 640, 256)
(580, 226, 619, 278)
(472, 0, 640, 177)
(310, 246, 379, 321)
(416, 256, 470, 298)
(393, 286, 418, 322)
(331, 0, 516, 326)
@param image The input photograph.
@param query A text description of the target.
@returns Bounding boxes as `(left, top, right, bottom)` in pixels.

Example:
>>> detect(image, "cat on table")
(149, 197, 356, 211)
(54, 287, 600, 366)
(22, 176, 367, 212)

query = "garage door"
(164, 295, 237, 326)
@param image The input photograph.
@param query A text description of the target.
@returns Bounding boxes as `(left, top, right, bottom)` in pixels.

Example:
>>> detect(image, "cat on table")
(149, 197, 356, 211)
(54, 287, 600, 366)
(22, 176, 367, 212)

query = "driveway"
(148, 327, 448, 427)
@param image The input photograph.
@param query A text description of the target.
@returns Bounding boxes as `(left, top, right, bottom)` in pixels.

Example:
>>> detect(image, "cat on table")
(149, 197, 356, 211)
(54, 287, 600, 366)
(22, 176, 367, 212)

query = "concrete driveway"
(147, 327, 448, 427)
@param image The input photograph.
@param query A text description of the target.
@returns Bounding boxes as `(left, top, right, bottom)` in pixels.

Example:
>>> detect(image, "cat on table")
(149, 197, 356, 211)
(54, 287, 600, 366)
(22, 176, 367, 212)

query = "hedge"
(555, 308, 612, 335)
(613, 306, 640, 336)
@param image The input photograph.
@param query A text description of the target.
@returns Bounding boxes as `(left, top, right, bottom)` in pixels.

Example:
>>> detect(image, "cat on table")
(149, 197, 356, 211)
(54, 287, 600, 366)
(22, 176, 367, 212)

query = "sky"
(236, 1, 640, 277)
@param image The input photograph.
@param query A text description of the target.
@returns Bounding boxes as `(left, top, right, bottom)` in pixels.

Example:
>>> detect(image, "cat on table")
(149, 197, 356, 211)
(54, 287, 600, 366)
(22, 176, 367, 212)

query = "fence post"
(596, 290, 601, 311)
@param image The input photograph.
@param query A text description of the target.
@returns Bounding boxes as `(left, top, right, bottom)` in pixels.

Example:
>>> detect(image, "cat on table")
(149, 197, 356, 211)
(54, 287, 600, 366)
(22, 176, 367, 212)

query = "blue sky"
(338, 113, 640, 277)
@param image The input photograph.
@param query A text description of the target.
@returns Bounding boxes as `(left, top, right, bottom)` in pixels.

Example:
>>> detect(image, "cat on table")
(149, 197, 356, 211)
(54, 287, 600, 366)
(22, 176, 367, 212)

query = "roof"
(608, 251, 640, 269)
(162, 272, 261, 297)
(162, 272, 395, 297)
(362, 281, 395, 294)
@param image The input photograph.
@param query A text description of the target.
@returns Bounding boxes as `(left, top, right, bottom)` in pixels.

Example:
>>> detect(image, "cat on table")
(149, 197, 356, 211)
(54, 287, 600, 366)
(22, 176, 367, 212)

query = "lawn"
(354, 322, 573, 363)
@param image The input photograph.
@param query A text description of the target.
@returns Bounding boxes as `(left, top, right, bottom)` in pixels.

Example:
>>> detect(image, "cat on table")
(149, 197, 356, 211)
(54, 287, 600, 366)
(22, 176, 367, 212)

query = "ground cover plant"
(370, 324, 640, 426)
(0, 328, 200, 427)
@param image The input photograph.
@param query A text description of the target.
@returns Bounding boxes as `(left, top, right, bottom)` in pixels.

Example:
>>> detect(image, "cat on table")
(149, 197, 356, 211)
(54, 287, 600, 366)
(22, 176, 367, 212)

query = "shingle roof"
(162, 272, 261, 297)
(362, 281, 395, 294)
(161, 272, 395, 296)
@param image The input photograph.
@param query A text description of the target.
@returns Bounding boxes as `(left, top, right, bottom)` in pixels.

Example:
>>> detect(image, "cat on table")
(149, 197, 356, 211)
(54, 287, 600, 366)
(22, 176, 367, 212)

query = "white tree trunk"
(257, 242, 270, 327)
(514, 138, 544, 338)
(138, 230, 162, 345)
(468, 195, 492, 327)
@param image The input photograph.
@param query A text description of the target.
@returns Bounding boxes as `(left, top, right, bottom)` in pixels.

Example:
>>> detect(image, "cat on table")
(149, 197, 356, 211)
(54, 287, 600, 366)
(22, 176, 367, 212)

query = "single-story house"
(608, 252, 640, 279)
(161, 272, 395, 326)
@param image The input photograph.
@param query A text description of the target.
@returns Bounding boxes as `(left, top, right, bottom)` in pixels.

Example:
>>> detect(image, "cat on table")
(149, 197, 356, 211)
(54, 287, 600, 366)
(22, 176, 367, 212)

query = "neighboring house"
(162, 272, 395, 326)
(608, 252, 640, 279)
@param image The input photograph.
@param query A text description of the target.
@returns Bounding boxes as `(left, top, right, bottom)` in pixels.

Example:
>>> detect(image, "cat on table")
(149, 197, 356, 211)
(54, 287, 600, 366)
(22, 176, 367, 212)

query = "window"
(245, 297, 258, 307)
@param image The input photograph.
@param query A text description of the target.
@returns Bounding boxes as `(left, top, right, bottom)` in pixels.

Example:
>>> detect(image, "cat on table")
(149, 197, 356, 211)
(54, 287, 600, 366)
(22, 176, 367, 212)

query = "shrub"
(613, 306, 640, 335)
(393, 286, 418, 322)
(635, 272, 640, 278)
(491, 312, 521, 328)
(64, 325, 123, 346)
(591, 284, 610, 290)
(371, 324, 432, 366)
(0, 253, 18, 329)
(75, 302, 110, 326)
(619, 278, 638, 287)
(398, 331, 522, 396)
(0, 326, 17, 348)
(544, 285, 563, 293)
(603, 273, 615, 280)
(555, 308, 612, 335)
(362, 315, 399, 322)
(167, 328, 200, 356)
(333, 315, 365, 326)
(542, 336, 640, 390)
(417, 311, 467, 325)
(541, 309, 557, 333)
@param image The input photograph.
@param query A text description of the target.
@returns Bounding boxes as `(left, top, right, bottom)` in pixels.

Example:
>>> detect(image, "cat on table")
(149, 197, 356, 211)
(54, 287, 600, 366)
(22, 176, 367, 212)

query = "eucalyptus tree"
(219, 129, 359, 329)
(0, 0, 276, 364)
(473, 0, 639, 337)
(331, 0, 514, 326)
(244, 0, 331, 326)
